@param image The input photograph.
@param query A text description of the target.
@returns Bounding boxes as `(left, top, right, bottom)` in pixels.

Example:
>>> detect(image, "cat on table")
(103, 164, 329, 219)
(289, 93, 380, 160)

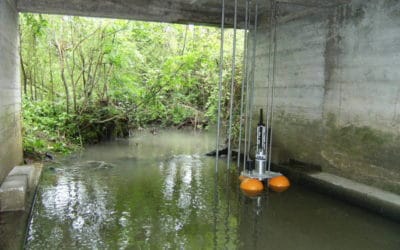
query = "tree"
(20, 14, 244, 155)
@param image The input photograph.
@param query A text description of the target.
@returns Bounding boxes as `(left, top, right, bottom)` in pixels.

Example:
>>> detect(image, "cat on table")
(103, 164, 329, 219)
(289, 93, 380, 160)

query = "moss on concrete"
(325, 113, 400, 171)
(322, 113, 400, 193)
(267, 111, 400, 194)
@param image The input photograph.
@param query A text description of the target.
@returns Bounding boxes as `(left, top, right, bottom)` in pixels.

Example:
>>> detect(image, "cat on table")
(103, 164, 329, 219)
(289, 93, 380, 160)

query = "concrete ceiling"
(16, 0, 349, 27)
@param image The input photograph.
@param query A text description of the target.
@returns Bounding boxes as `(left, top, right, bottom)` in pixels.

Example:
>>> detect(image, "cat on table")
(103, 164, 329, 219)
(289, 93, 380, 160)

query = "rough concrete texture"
(270, 146, 290, 164)
(16, 0, 246, 27)
(0, 164, 42, 211)
(8, 165, 38, 191)
(16, 0, 348, 27)
(0, 0, 23, 183)
(0, 164, 42, 249)
(0, 175, 27, 212)
(252, 0, 400, 193)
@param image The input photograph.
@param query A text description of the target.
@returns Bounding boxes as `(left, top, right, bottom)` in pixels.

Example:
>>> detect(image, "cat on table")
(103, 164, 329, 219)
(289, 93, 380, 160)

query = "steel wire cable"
(215, 0, 225, 174)
(237, 0, 250, 169)
(243, 0, 253, 169)
(268, 1, 278, 173)
(246, 0, 258, 160)
(227, 0, 238, 170)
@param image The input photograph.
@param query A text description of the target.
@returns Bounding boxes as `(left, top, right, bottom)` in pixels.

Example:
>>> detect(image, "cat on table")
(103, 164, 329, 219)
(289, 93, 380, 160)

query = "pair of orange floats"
(240, 175, 290, 196)
(239, 109, 290, 196)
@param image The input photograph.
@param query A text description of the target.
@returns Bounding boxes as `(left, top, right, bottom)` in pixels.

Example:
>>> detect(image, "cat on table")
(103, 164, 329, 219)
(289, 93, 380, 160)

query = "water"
(25, 130, 400, 249)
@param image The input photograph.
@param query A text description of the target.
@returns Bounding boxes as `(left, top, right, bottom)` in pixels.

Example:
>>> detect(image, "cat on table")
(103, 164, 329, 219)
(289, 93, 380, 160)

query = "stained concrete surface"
(16, 0, 246, 26)
(252, 0, 400, 194)
(0, 0, 23, 183)
(16, 0, 348, 27)
(0, 164, 43, 250)
(0, 175, 27, 212)
(8, 166, 35, 190)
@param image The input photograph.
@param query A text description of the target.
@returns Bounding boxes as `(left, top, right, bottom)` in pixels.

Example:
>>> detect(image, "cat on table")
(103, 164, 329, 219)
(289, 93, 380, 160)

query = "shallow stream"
(25, 130, 400, 249)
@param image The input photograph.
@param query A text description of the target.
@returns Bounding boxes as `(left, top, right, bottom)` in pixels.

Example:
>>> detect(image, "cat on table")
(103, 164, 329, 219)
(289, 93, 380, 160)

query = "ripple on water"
(25, 131, 400, 250)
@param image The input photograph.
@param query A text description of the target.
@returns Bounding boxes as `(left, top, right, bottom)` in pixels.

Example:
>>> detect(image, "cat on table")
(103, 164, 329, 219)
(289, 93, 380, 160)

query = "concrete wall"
(0, 0, 23, 182)
(253, 0, 400, 193)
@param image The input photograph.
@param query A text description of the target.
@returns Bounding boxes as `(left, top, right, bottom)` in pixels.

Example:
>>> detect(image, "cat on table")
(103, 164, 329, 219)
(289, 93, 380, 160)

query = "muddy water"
(25, 130, 400, 249)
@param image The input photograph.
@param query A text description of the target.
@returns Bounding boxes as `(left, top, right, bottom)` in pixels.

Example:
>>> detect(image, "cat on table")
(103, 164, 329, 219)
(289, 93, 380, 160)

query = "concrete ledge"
(0, 175, 28, 212)
(8, 164, 42, 192)
(273, 164, 400, 222)
(8, 165, 35, 191)
(0, 163, 43, 250)
(0, 163, 43, 212)
(307, 172, 400, 221)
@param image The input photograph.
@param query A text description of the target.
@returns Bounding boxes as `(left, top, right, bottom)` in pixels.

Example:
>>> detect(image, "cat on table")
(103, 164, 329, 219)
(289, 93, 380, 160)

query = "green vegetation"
(20, 14, 243, 157)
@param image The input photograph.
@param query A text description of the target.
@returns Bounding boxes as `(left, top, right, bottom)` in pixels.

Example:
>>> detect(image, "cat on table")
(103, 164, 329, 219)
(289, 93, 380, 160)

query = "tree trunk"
(29, 69, 34, 100)
(49, 50, 55, 108)
(181, 25, 189, 55)
(20, 54, 27, 96)
(60, 59, 70, 114)
(55, 41, 70, 114)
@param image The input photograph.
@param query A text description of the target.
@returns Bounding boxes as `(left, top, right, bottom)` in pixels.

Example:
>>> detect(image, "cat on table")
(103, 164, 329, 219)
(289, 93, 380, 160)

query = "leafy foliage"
(20, 14, 244, 156)
(22, 97, 78, 156)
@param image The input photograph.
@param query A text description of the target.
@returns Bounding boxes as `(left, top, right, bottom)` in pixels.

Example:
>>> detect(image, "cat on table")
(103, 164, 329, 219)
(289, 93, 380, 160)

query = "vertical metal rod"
(215, 0, 225, 174)
(268, 1, 278, 173)
(265, 0, 275, 172)
(237, 0, 250, 169)
(213, 1, 225, 247)
(243, 0, 253, 168)
(227, 0, 238, 170)
(246, 0, 258, 159)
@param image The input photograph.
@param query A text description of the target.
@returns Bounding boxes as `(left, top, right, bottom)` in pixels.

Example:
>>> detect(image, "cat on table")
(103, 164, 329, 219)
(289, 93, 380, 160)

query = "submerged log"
(206, 147, 228, 156)
(205, 147, 246, 161)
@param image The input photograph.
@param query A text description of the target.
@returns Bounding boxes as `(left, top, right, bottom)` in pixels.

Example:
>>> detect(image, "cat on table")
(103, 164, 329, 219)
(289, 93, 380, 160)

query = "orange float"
(268, 175, 290, 192)
(240, 178, 264, 196)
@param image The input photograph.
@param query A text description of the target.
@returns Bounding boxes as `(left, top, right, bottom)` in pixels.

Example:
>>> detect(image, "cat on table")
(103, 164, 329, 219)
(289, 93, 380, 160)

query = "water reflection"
(25, 130, 400, 249)
(26, 130, 239, 249)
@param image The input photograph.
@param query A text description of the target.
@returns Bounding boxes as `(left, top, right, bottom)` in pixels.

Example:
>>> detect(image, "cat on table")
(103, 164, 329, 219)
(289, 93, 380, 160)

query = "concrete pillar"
(0, 0, 23, 183)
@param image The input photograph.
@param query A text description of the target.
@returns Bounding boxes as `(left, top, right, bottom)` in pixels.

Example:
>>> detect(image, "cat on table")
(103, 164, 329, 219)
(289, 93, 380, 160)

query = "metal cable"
(227, 0, 238, 170)
(246, 0, 258, 160)
(268, 1, 278, 173)
(213, 1, 225, 246)
(243, 0, 253, 167)
(265, 0, 274, 171)
(215, 0, 225, 173)
(237, 0, 250, 169)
